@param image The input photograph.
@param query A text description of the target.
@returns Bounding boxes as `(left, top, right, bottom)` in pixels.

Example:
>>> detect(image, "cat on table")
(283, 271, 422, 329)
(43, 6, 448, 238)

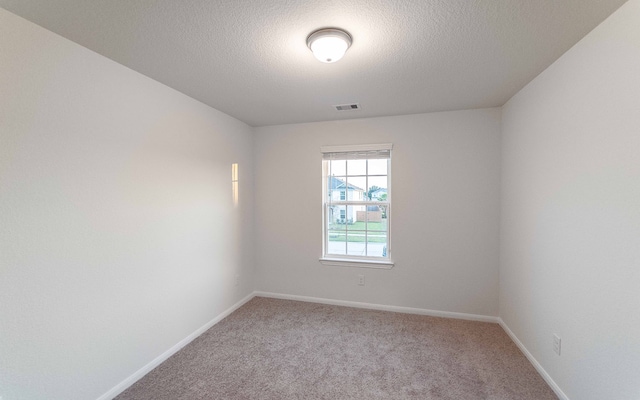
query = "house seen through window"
(321, 144, 392, 266)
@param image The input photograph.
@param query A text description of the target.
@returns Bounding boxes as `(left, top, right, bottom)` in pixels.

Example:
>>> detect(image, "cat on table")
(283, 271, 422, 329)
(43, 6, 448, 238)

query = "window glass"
(347, 159, 366, 176)
(330, 160, 346, 176)
(368, 159, 388, 175)
(322, 149, 391, 263)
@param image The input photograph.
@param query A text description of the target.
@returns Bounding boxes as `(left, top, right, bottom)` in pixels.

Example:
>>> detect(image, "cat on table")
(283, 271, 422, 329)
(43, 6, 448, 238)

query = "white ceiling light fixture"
(307, 28, 352, 63)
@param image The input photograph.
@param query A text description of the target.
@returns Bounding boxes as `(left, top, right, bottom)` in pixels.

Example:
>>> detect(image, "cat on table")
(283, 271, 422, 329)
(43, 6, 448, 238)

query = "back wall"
(253, 109, 501, 316)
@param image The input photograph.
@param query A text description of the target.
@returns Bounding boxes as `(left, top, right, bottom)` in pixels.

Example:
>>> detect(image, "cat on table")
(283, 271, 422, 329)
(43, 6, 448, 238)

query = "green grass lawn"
(328, 233, 386, 243)
(328, 220, 387, 242)
(329, 221, 386, 231)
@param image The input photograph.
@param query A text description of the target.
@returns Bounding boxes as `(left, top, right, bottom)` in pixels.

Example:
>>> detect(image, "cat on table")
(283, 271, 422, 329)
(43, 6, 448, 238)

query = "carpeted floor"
(115, 297, 558, 400)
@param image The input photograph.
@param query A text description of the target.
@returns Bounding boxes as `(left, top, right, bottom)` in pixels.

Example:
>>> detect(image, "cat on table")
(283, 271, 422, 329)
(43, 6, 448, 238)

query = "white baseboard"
(498, 319, 569, 400)
(96, 292, 255, 400)
(254, 291, 500, 323)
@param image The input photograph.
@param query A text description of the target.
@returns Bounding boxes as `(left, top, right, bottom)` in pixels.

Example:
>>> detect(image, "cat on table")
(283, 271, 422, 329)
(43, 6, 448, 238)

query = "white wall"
(500, 1, 640, 399)
(254, 109, 501, 316)
(0, 9, 253, 400)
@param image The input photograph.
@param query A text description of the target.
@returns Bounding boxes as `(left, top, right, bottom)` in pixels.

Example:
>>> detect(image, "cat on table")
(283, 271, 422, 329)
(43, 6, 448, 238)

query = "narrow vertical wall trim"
(96, 292, 256, 400)
(498, 319, 569, 400)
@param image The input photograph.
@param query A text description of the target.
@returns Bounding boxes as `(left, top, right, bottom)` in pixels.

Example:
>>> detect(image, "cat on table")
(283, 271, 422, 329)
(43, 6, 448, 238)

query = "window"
(321, 143, 393, 268)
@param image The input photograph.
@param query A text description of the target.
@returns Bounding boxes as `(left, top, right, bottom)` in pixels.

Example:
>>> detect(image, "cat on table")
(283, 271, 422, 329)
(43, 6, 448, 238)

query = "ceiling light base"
(307, 28, 352, 63)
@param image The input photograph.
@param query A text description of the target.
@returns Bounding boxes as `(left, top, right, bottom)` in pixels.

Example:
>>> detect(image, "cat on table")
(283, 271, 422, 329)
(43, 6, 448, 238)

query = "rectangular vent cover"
(334, 103, 361, 111)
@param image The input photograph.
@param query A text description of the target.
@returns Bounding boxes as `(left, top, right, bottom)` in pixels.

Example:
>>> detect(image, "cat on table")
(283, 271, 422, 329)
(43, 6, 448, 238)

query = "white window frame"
(320, 143, 394, 269)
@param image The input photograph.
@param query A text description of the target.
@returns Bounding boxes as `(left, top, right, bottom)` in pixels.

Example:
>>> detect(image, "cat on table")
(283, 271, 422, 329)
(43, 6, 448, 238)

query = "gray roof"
(329, 176, 363, 191)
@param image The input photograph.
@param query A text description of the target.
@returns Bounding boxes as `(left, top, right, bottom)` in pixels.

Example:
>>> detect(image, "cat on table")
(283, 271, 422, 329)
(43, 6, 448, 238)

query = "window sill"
(319, 257, 394, 269)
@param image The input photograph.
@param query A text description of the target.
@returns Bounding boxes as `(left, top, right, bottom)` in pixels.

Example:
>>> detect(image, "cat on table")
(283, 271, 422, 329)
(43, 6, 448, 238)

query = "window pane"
(365, 208, 386, 231)
(328, 177, 347, 201)
(330, 160, 346, 176)
(347, 232, 366, 256)
(328, 205, 347, 230)
(347, 159, 366, 176)
(349, 204, 365, 225)
(367, 176, 388, 196)
(327, 231, 346, 255)
(379, 205, 389, 231)
(347, 177, 366, 200)
(366, 233, 387, 257)
(368, 159, 388, 175)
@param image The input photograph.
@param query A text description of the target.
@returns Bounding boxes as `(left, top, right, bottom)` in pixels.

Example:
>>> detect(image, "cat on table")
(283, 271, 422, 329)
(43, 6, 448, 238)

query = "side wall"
(254, 109, 501, 316)
(0, 9, 254, 400)
(500, 1, 640, 399)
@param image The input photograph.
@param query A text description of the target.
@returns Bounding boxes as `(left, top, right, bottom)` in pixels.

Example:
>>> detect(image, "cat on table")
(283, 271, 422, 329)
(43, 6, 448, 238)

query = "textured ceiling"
(0, 0, 627, 127)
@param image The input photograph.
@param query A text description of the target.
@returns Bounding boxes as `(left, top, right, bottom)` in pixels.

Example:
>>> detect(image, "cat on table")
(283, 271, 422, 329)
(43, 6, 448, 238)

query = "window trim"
(318, 257, 394, 269)
(320, 143, 394, 269)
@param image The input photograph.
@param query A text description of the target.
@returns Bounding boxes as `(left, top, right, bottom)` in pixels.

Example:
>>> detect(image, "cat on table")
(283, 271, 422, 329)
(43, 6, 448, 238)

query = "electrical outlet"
(553, 334, 561, 355)
(234, 275, 240, 287)
(358, 274, 365, 286)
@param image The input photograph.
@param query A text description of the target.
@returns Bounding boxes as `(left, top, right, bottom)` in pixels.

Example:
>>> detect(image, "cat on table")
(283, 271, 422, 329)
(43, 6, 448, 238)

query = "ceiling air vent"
(334, 103, 361, 111)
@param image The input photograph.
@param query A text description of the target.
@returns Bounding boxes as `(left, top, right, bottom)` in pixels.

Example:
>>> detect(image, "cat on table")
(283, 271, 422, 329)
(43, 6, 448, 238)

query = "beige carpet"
(115, 297, 557, 399)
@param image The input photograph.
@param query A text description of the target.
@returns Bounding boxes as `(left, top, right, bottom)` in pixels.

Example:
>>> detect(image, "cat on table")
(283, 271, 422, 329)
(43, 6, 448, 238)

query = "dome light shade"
(307, 28, 352, 63)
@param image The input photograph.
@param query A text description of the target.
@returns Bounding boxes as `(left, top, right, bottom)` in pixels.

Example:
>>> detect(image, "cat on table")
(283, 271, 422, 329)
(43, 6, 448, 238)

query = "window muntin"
(322, 145, 391, 264)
